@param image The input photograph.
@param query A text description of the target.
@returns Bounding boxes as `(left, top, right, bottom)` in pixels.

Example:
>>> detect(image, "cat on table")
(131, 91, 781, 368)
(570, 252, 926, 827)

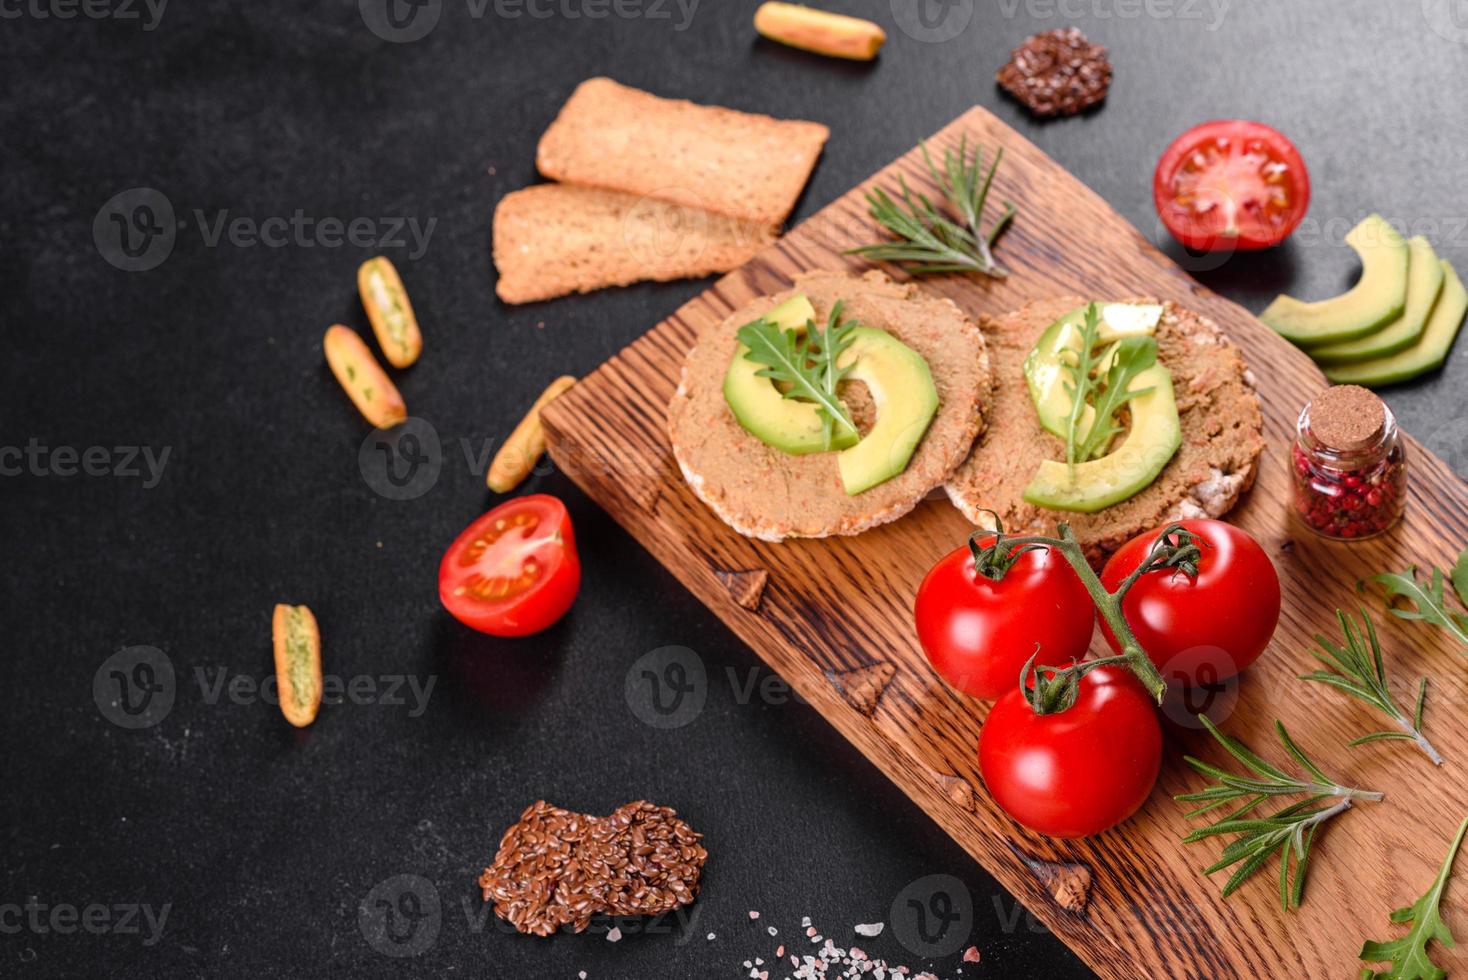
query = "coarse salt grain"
(767, 926, 777, 936)
(963, 946, 980, 963)
(749, 910, 760, 920)
(854, 922, 884, 937)
(605, 927, 621, 943)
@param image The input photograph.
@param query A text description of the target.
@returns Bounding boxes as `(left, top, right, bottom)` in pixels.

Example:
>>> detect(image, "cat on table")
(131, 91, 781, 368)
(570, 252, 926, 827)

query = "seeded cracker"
(493, 184, 775, 304)
(478, 800, 707, 937)
(536, 77, 829, 227)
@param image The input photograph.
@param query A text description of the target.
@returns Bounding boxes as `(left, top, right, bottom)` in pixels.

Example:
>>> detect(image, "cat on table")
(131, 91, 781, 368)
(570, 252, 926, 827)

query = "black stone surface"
(4, 1, 1467, 977)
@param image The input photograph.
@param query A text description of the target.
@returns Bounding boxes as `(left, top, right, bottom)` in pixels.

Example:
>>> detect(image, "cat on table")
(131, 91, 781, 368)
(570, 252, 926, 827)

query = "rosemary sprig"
(1363, 564, 1468, 649)
(846, 134, 1015, 278)
(1359, 816, 1468, 979)
(1299, 607, 1441, 765)
(1178, 715, 1383, 910)
(736, 301, 859, 450)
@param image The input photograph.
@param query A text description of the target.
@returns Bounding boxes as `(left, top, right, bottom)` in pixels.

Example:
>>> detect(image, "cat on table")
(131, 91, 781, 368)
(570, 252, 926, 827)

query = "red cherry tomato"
(1153, 120, 1309, 251)
(915, 538, 1095, 701)
(979, 666, 1162, 838)
(438, 495, 581, 637)
(1100, 519, 1280, 687)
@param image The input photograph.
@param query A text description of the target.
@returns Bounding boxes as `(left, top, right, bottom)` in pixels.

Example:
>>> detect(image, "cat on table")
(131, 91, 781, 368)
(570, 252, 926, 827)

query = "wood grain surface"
(540, 105, 1468, 979)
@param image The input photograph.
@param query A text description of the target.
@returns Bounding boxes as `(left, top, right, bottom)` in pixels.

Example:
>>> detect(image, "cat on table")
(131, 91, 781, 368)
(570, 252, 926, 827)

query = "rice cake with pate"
(944, 296, 1264, 560)
(669, 270, 991, 541)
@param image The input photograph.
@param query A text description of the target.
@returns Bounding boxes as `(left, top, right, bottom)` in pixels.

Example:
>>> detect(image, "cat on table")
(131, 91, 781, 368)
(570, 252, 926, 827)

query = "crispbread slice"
(536, 77, 829, 228)
(493, 184, 775, 305)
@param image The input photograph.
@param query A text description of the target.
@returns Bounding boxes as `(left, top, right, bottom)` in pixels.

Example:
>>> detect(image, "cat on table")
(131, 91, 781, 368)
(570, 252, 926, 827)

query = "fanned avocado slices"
(1311, 236, 1444, 365)
(1260, 214, 1408, 347)
(1325, 260, 1468, 387)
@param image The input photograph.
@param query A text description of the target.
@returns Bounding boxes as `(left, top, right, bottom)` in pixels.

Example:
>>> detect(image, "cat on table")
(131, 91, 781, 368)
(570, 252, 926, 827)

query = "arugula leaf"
(736, 302, 860, 450)
(1364, 566, 1468, 649)
(1061, 304, 1105, 479)
(1077, 335, 1159, 462)
(1452, 547, 1468, 610)
(1359, 817, 1468, 979)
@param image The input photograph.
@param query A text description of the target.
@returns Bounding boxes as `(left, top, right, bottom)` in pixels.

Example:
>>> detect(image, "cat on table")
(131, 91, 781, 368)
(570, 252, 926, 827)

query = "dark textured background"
(4, 1, 1468, 977)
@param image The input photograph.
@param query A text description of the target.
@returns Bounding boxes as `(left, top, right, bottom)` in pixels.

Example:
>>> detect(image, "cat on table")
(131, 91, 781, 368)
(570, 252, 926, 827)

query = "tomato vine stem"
(970, 516, 1202, 706)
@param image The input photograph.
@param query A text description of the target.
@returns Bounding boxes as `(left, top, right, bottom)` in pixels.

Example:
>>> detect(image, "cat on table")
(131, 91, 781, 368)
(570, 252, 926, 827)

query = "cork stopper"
(1310, 384, 1385, 451)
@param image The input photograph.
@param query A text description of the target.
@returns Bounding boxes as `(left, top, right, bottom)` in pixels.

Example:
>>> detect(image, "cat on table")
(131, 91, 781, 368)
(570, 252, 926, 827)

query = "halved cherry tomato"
(1153, 120, 1309, 251)
(915, 537, 1095, 701)
(1099, 519, 1280, 687)
(438, 494, 580, 637)
(979, 665, 1162, 839)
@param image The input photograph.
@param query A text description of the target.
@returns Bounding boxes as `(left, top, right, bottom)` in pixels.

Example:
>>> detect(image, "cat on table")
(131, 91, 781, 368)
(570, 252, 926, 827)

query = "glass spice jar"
(1292, 384, 1407, 540)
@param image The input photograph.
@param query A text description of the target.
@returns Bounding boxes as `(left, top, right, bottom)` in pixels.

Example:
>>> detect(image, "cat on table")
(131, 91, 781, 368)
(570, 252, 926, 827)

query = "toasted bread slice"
(493, 184, 775, 305)
(536, 77, 828, 227)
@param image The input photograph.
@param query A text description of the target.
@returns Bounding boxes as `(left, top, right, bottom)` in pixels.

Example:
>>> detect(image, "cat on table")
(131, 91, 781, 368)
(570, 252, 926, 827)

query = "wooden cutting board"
(539, 105, 1468, 979)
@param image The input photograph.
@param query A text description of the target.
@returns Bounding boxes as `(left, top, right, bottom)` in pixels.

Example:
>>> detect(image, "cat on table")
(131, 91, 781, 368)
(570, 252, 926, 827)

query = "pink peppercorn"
(1292, 385, 1407, 541)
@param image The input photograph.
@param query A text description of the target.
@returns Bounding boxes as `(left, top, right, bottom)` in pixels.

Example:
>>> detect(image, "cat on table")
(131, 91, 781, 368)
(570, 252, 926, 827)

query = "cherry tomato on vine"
(979, 665, 1162, 839)
(1153, 119, 1309, 252)
(438, 494, 581, 637)
(1100, 519, 1280, 687)
(915, 537, 1095, 701)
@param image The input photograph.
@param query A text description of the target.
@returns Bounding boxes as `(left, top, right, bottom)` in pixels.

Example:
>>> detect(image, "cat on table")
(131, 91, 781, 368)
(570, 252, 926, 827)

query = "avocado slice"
(1023, 303, 1164, 440)
(1022, 364, 1182, 513)
(1260, 214, 1408, 347)
(836, 327, 940, 496)
(1311, 236, 1444, 365)
(723, 294, 860, 454)
(1325, 260, 1468, 387)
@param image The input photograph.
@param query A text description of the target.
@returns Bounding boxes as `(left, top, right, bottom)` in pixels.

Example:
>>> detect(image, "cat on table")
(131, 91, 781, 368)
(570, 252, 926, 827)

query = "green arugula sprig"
(1364, 559, 1468, 650)
(847, 135, 1015, 278)
(736, 301, 860, 451)
(1178, 715, 1383, 910)
(1058, 304, 1160, 477)
(1299, 608, 1441, 766)
(1359, 817, 1468, 979)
